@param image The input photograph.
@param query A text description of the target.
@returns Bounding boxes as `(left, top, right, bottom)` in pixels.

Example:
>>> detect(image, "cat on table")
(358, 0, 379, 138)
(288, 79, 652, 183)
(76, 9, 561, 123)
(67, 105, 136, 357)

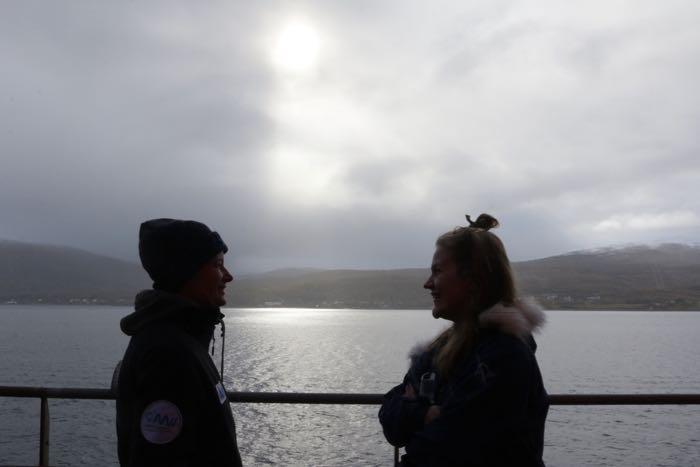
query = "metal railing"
(2, 385, 700, 467)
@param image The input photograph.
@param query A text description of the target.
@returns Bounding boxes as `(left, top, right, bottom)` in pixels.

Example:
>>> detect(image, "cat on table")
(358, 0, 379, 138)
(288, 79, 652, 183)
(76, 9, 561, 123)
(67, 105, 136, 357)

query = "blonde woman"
(379, 214, 548, 466)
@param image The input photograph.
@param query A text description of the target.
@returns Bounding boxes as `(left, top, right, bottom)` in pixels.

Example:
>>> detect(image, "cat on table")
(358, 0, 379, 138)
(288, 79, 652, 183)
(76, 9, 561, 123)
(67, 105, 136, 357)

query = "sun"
(270, 19, 320, 74)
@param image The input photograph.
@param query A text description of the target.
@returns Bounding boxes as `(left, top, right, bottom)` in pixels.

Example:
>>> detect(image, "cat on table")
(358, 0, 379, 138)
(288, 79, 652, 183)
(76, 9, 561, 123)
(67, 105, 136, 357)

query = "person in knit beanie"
(116, 218, 242, 467)
(138, 218, 230, 303)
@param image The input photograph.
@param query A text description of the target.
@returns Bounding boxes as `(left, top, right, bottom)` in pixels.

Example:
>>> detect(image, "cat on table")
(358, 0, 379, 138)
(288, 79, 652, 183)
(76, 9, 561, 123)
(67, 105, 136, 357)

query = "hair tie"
(465, 213, 499, 231)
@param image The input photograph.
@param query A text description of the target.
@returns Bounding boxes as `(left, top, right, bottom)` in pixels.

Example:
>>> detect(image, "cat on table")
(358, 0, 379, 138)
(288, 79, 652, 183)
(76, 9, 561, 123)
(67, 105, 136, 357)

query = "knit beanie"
(138, 218, 228, 292)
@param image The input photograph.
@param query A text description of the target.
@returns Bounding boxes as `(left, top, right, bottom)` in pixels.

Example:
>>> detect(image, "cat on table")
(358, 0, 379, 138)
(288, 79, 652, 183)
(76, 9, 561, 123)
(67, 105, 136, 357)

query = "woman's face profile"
(423, 246, 473, 322)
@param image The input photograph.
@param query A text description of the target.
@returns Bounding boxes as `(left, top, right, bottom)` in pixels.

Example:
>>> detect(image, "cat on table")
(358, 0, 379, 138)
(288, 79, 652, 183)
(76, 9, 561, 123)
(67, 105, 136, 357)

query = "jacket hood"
(478, 297, 546, 338)
(120, 289, 223, 336)
(408, 297, 546, 360)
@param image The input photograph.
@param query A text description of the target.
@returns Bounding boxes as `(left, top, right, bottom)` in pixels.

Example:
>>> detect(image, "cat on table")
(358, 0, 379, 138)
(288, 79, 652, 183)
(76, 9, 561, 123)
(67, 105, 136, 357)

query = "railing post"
(39, 395, 50, 467)
(394, 446, 399, 466)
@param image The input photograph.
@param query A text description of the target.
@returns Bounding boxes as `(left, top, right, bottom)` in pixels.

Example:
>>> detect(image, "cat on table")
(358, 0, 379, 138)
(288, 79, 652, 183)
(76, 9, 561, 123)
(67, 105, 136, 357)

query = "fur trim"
(407, 299, 545, 359)
(478, 297, 546, 338)
(408, 342, 430, 361)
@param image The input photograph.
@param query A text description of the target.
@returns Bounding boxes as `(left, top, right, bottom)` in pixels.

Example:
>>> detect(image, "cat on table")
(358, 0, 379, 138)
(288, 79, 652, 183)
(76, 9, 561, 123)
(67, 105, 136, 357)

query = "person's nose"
(423, 276, 433, 290)
(223, 267, 233, 283)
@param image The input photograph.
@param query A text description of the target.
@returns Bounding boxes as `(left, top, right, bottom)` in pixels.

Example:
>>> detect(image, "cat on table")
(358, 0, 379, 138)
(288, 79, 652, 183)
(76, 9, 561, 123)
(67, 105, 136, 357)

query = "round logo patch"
(140, 400, 183, 444)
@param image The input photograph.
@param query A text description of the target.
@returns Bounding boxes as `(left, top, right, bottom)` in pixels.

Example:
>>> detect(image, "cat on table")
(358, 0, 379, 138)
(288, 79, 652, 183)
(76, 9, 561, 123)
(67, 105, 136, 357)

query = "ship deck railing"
(1, 386, 700, 467)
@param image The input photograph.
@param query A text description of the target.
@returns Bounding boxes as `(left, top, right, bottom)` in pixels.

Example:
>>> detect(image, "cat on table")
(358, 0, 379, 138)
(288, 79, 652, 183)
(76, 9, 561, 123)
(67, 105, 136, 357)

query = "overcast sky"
(1, 1, 699, 272)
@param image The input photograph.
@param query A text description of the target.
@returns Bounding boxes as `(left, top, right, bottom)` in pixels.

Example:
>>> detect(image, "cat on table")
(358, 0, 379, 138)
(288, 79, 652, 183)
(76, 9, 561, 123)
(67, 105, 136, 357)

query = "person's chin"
(431, 306, 441, 319)
(216, 289, 227, 307)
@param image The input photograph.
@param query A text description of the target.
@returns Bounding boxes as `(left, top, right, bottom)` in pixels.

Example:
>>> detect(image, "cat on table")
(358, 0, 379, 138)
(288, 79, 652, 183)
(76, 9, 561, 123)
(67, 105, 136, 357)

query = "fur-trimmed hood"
(478, 298, 546, 338)
(408, 298, 546, 361)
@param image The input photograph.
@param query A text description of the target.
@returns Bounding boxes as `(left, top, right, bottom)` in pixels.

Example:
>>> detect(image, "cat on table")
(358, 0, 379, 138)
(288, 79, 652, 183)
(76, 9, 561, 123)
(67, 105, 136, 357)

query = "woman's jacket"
(379, 300, 549, 467)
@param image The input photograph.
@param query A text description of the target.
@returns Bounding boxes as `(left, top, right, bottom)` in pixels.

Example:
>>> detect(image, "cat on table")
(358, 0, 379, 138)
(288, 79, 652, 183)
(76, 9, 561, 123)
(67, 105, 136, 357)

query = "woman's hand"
(424, 405, 441, 424)
(403, 384, 417, 399)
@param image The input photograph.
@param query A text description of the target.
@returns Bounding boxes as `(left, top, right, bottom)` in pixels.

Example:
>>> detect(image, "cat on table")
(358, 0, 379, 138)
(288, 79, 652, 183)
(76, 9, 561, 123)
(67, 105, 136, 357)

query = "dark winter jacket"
(116, 290, 242, 467)
(379, 299, 549, 467)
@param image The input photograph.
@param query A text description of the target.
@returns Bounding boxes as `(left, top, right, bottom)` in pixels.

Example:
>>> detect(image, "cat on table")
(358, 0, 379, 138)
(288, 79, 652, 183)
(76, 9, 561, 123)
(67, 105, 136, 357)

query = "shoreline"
(1, 303, 699, 312)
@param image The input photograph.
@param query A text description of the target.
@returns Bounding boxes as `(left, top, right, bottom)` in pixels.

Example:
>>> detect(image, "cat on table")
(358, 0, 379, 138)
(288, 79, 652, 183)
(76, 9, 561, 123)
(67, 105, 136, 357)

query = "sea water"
(1, 306, 699, 466)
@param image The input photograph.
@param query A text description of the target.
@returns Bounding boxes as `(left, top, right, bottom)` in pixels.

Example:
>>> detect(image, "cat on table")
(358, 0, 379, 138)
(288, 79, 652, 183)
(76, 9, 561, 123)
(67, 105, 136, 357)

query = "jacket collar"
(121, 289, 223, 348)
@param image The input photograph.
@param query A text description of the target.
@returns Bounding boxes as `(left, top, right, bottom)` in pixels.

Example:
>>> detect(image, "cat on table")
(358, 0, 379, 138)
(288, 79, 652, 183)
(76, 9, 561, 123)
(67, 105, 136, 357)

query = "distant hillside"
(513, 244, 700, 310)
(0, 240, 149, 304)
(1, 240, 699, 309)
(229, 268, 429, 309)
(227, 244, 700, 310)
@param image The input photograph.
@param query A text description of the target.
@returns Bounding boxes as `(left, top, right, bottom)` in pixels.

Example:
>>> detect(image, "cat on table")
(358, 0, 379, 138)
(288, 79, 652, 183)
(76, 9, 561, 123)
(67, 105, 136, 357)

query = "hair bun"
(465, 213, 499, 231)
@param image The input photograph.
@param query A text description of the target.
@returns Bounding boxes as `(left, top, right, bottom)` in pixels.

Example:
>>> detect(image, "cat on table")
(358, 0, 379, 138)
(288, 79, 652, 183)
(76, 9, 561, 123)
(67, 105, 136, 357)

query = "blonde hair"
(430, 213, 517, 378)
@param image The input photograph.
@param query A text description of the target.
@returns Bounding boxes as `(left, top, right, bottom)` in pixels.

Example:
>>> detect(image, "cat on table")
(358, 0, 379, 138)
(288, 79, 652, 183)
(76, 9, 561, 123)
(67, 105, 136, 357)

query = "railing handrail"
(2, 385, 700, 405)
(2, 385, 700, 467)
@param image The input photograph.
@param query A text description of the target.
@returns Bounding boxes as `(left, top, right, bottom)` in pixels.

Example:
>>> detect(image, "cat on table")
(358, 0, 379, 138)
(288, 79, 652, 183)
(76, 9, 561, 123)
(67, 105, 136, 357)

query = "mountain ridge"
(1, 240, 699, 310)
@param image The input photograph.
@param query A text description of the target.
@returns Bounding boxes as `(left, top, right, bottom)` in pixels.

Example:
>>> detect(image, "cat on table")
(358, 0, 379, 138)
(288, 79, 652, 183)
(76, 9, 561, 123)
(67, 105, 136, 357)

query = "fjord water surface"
(0, 306, 699, 466)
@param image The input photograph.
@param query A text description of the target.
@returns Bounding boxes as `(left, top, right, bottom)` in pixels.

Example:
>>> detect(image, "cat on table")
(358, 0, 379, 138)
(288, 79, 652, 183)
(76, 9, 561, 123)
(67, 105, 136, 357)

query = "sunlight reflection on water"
(1, 307, 699, 466)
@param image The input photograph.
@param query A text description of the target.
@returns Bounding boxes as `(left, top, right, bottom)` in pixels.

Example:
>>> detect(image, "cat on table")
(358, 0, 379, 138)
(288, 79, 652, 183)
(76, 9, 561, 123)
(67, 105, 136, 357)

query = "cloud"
(593, 211, 700, 232)
(1, 0, 699, 271)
